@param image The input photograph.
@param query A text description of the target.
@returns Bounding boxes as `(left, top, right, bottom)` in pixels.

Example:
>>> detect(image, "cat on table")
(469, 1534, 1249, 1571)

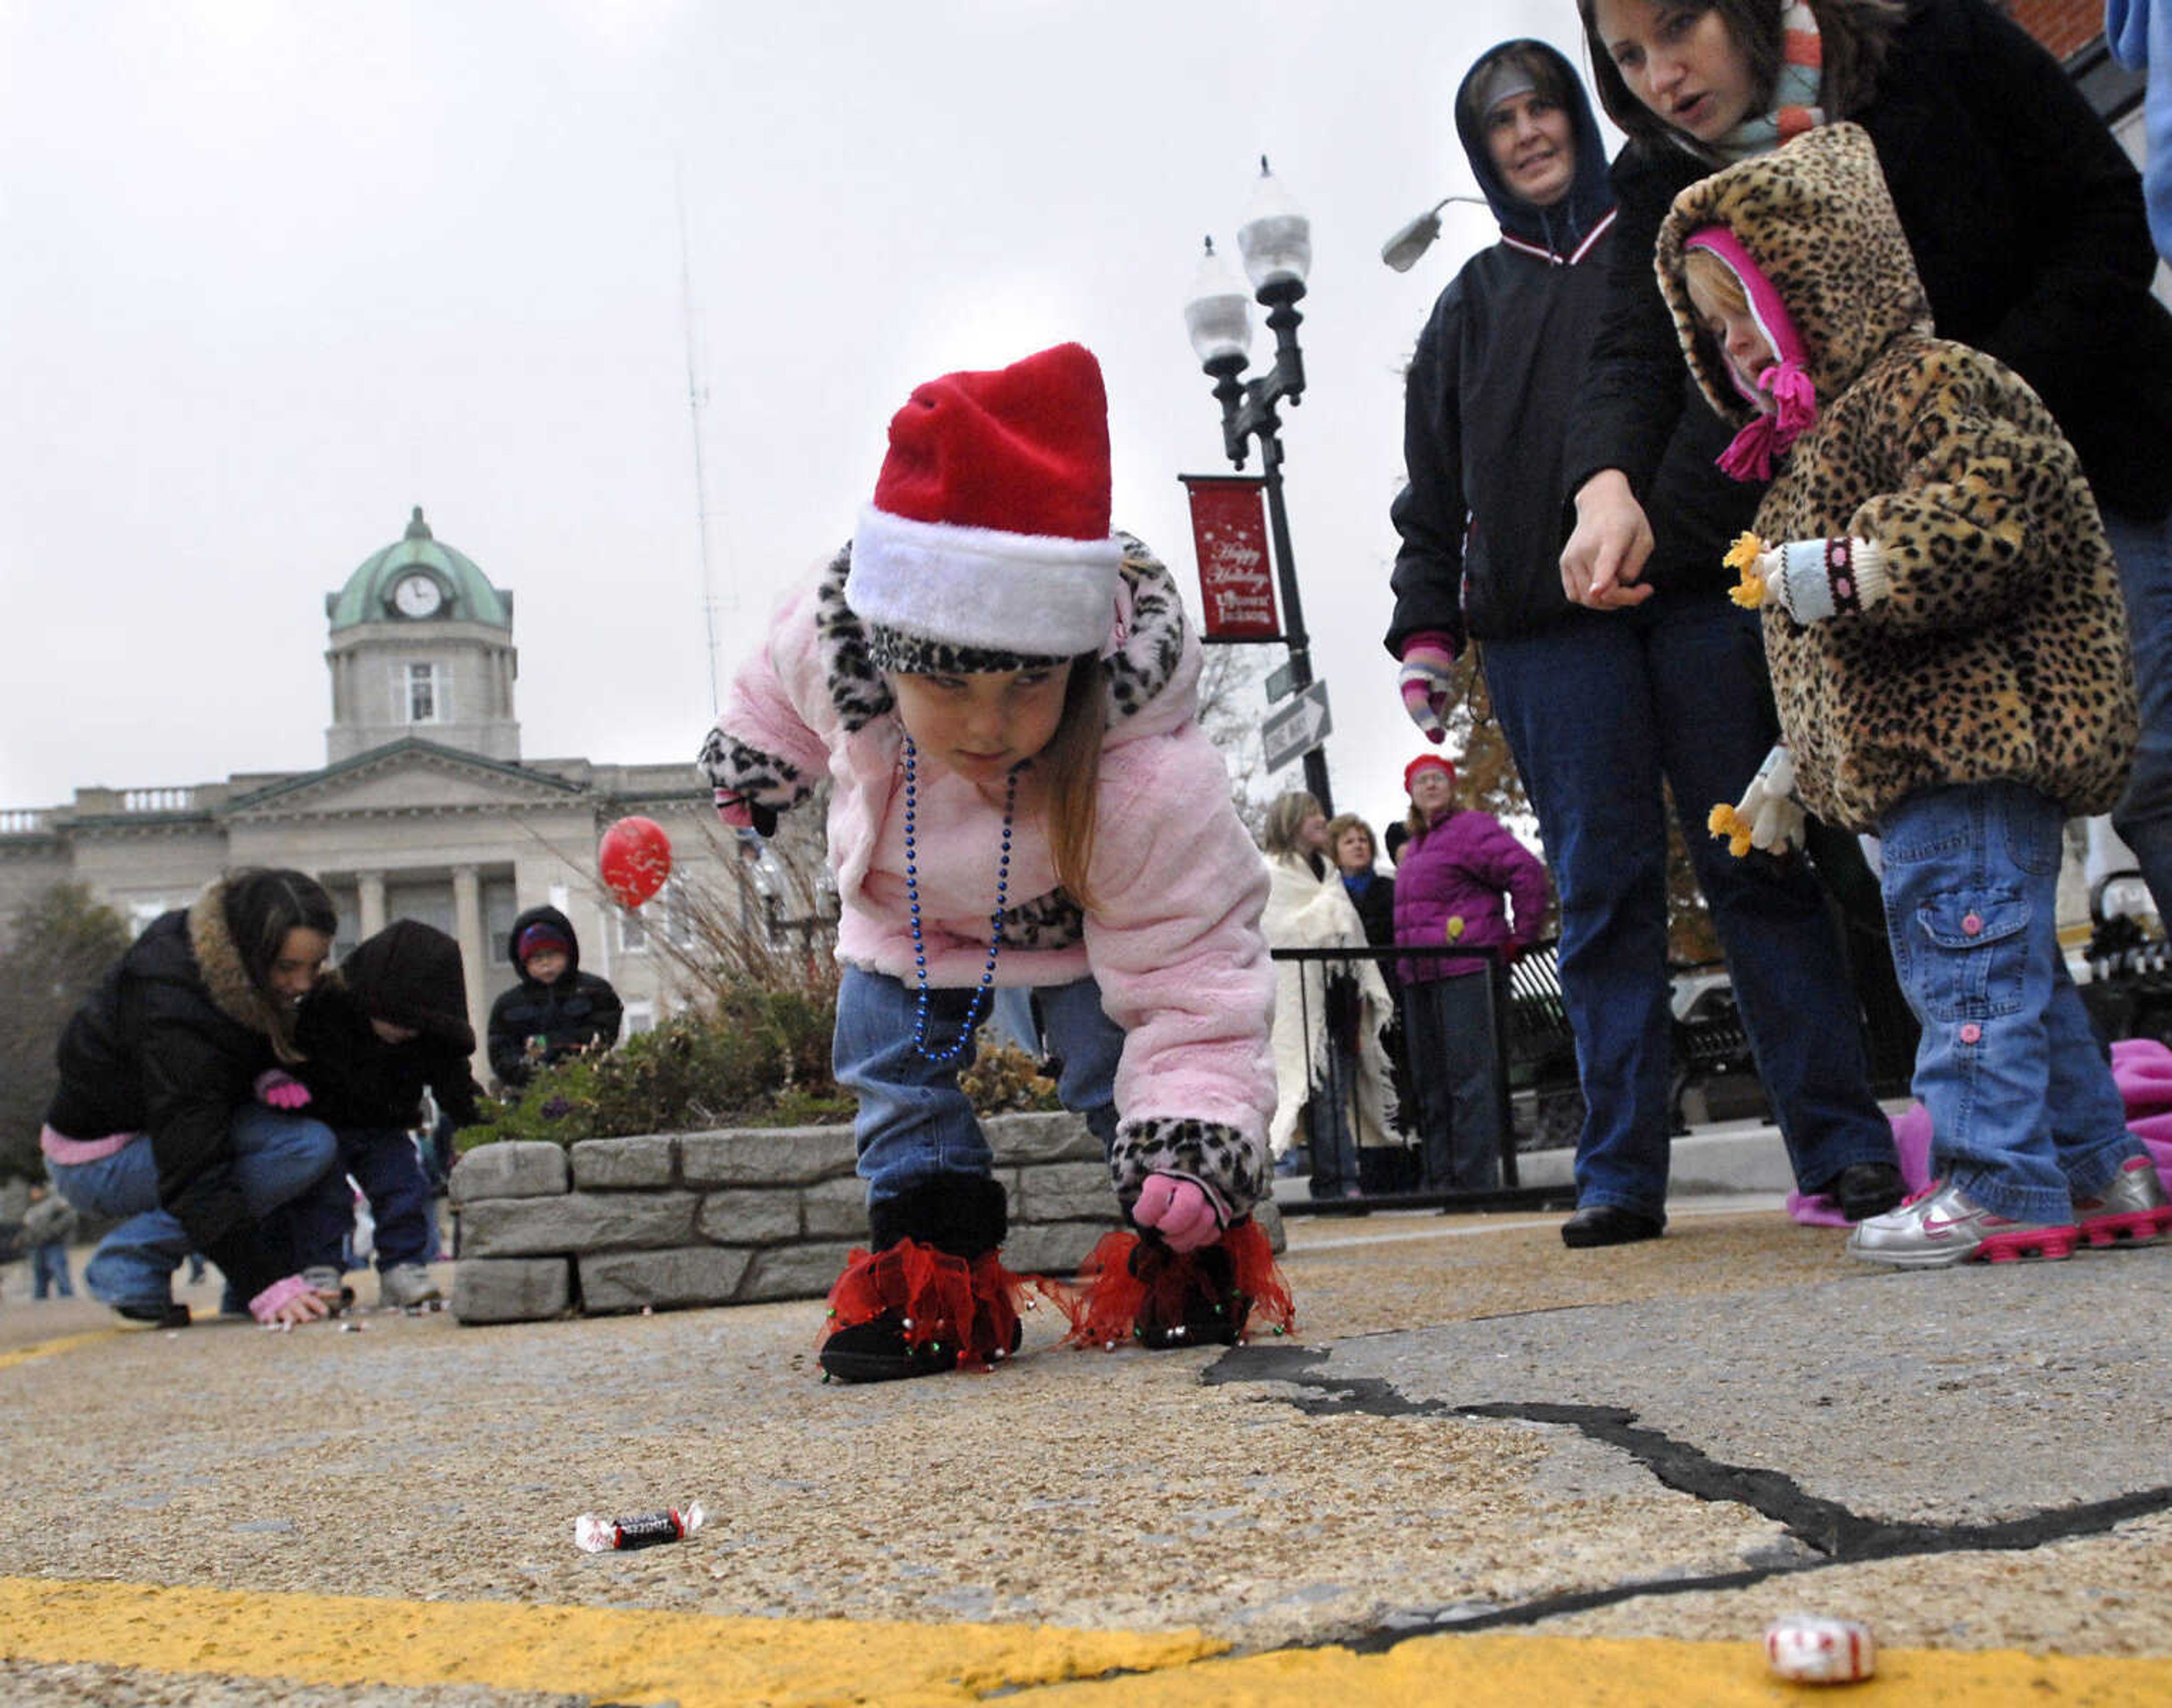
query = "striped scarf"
(1706, 1, 1825, 162)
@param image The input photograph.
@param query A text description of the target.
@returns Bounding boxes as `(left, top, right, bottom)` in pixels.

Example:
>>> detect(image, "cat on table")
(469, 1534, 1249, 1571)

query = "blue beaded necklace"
(902, 735, 1017, 1063)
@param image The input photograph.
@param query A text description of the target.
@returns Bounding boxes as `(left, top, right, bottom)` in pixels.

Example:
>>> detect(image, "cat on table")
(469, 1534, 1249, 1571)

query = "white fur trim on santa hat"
(847, 504, 1123, 657)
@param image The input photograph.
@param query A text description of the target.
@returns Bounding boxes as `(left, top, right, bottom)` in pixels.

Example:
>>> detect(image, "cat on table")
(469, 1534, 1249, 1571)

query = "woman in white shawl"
(1260, 792, 1399, 1198)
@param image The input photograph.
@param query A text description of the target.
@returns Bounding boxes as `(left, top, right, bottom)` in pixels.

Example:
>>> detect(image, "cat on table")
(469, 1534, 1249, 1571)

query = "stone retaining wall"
(447, 1111, 1282, 1325)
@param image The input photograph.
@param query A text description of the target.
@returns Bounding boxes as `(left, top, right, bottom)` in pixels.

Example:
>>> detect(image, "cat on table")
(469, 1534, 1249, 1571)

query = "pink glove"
(254, 1070, 312, 1110)
(1132, 1173, 1226, 1253)
(713, 787, 755, 830)
(1397, 633, 1457, 744)
(249, 1274, 321, 1325)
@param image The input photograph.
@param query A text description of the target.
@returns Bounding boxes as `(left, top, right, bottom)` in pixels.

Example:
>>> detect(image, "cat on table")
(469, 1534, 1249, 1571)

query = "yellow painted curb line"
(0, 1576, 1222, 1706)
(1001, 1630, 2172, 1705)
(4, 1577, 2170, 1707)
(0, 1331, 119, 1373)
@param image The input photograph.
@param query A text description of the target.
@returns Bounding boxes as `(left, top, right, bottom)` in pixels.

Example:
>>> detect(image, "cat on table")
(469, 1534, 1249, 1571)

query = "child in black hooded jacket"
(288, 920, 482, 1308)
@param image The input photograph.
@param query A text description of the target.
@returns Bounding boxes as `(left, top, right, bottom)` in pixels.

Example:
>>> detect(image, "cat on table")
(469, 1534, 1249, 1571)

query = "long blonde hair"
(1036, 654, 1108, 911)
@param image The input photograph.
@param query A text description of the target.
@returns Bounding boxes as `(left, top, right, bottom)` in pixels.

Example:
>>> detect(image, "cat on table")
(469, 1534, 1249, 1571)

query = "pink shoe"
(2072, 1157, 2172, 1249)
(1846, 1179, 2078, 1269)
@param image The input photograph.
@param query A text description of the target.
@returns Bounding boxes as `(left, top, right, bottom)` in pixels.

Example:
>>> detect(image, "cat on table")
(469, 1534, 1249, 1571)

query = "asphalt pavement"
(2, 1143, 2169, 1706)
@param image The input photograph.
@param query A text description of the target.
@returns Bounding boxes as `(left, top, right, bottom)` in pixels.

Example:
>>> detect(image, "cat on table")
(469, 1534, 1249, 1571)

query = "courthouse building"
(0, 507, 829, 1078)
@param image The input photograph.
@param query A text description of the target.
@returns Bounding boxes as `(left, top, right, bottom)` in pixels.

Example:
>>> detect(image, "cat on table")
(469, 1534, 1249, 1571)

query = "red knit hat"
(516, 921, 572, 964)
(847, 343, 1124, 671)
(1404, 753, 1457, 793)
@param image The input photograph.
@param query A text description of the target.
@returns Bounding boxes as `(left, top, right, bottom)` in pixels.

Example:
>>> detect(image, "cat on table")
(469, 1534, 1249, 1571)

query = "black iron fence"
(1269, 938, 1762, 1217)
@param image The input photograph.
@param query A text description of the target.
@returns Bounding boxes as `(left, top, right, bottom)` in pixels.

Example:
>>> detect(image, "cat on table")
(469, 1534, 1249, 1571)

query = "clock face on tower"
(391, 573, 443, 618)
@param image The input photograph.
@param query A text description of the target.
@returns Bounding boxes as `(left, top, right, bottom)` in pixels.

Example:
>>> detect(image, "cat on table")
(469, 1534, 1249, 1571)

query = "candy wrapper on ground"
(575, 1503, 705, 1553)
(1765, 1613, 1874, 1683)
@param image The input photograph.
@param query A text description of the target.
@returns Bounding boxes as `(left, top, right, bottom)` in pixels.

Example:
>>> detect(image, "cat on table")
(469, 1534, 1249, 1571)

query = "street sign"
(1264, 660, 1298, 703)
(1261, 680, 1331, 774)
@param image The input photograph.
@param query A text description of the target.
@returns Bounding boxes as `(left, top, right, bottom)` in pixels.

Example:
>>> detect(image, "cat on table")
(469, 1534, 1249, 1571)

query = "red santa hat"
(846, 342, 1124, 673)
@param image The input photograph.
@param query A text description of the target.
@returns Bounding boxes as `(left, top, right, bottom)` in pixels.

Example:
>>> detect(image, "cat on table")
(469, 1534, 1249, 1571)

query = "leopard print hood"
(1656, 123, 1933, 432)
(1646, 123, 2134, 831)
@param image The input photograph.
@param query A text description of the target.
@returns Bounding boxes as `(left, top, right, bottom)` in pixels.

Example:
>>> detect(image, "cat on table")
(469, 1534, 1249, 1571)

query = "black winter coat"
(45, 886, 309, 1301)
(295, 921, 482, 1132)
(1342, 870, 1398, 951)
(1563, 0, 2172, 536)
(486, 905, 624, 1089)
(1389, 40, 1643, 654)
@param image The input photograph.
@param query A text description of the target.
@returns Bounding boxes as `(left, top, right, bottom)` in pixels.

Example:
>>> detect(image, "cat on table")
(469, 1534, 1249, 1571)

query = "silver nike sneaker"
(2072, 1157, 2172, 1249)
(1846, 1179, 2078, 1270)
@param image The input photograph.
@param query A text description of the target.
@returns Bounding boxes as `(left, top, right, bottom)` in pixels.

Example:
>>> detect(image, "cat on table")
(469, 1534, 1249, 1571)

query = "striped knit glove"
(1397, 632, 1458, 743)
(1746, 537, 1890, 626)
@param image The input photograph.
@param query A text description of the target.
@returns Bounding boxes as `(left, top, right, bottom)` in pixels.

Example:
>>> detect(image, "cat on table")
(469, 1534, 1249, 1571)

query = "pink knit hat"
(1683, 226, 1818, 481)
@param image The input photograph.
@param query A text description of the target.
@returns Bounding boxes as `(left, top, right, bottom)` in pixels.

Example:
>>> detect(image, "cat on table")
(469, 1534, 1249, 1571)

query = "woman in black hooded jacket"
(1387, 37, 1899, 1247)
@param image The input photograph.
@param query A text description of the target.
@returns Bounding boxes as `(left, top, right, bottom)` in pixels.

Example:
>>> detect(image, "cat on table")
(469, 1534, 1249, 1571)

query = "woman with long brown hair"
(43, 869, 346, 1328)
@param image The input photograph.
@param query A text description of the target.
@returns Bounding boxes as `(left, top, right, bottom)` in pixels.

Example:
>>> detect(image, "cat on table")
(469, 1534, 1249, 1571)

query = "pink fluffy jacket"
(700, 535, 1276, 1215)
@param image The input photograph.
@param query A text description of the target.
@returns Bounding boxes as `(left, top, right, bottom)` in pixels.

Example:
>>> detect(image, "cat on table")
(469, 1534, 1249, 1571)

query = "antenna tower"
(676, 159, 725, 715)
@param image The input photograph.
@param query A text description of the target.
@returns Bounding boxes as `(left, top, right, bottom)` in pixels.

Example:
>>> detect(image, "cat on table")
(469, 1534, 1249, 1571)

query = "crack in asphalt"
(1208, 1343, 2172, 1650)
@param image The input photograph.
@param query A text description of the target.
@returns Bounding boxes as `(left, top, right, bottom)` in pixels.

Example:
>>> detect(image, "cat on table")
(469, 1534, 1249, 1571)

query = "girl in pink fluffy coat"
(699, 343, 1291, 1383)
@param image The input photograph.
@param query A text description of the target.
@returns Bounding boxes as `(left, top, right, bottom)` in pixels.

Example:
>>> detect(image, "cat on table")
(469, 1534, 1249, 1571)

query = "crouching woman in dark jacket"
(41, 870, 346, 1329)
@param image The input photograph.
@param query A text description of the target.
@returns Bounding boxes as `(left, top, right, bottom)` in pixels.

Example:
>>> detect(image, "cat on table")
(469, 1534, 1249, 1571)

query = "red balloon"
(600, 816, 673, 908)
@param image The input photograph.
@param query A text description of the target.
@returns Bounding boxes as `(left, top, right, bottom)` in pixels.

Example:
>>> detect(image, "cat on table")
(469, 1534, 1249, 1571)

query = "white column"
(451, 864, 488, 1081)
(358, 870, 387, 938)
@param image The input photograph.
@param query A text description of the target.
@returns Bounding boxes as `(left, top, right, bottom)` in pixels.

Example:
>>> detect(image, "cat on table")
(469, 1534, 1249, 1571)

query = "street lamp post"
(1378, 192, 1492, 273)
(1184, 157, 1333, 816)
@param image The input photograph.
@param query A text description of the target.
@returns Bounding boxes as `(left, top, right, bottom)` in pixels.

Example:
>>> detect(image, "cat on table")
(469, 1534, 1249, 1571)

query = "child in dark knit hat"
(701, 341, 1290, 1382)
(485, 904, 623, 1090)
(287, 920, 486, 1308)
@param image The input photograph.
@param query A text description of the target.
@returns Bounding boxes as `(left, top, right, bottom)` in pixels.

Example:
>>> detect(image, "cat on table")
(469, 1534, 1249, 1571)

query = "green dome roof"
(327, 506, 511, 631)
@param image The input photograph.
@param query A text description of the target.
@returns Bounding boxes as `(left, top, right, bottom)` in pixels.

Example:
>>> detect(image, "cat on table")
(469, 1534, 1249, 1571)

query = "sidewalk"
(4, 1148, 2169, 1705)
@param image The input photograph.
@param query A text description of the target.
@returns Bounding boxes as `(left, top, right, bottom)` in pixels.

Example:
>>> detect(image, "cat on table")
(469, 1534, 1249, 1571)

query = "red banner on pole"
(1180, 474, 1280, 640)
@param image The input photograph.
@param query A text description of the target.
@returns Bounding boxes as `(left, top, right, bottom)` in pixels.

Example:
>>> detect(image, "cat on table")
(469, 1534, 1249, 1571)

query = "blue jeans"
(1485, 597, 1897, 1222)
(2105, 505, 2172, 917)
(32, 1244, 73, 1298)
(1879, 782, 2143, 1223)
(834, 967, 1125, 1206)
(290, 1128, 436, 1272)
(49, 1106, 340, 1309)
(1403, 972, 1505, 1192)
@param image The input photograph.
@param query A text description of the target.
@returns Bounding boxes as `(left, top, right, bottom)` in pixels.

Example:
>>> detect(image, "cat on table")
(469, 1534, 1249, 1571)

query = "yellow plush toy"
(1725, 530, 1769, 609)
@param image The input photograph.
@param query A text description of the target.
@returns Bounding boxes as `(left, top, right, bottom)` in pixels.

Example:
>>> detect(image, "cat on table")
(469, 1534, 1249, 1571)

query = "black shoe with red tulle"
(818, 1176, 1057, 1383)
(1066, 1217, 1295, 1352)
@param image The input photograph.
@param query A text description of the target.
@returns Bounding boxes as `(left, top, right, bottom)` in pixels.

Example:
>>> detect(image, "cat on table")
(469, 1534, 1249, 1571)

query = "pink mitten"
(254, 1070, 312, 1110)
(249, 1274, 318, 1324)
(1397, 633, 1458, 744)
(1132, 1173, 1224, 1253)
(713, 788, 755, 830)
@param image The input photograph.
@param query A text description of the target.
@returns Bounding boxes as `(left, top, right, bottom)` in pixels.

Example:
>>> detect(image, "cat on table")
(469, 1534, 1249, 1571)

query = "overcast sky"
(1, 1, 1606, 840)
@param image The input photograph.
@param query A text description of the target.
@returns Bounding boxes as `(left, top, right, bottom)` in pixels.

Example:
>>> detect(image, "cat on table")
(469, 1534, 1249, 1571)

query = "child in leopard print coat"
(1654, 120, 2169, 1270)
(698, 343, 1290, 1381)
